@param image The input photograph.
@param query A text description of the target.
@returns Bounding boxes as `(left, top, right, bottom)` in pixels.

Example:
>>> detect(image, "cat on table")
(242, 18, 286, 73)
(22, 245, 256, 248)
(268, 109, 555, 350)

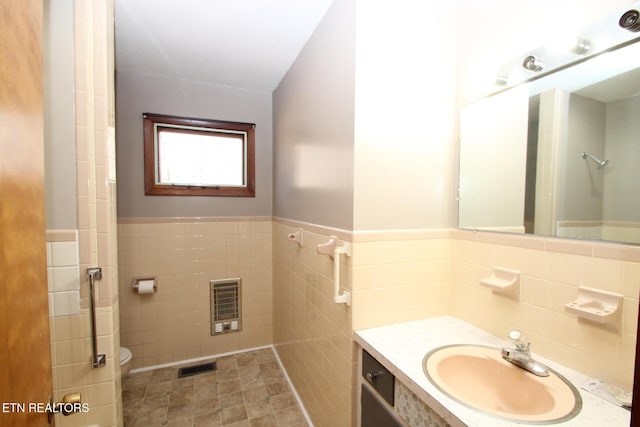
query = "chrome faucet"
(501, 330, 549, 377)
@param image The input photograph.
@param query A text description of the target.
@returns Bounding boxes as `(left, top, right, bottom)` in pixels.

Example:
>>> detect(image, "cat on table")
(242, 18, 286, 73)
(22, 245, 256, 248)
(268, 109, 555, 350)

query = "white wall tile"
(51, 266, 81, 292)
(53, 291, 80, 316)
(48, 293, 55, 318)
(50, 241, 79, 267)
(46, 240, 81, 318)
(48, 267, 54, 292)
(46, 242, 53, 267)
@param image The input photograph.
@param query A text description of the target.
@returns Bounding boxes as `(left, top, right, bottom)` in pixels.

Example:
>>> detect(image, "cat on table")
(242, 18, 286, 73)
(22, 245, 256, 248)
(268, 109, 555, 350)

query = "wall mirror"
(458, 2, 640, 245)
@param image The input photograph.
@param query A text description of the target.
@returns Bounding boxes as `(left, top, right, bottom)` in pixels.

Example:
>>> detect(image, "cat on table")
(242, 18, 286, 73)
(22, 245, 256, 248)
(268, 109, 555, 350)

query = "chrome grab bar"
(87, 267, 106, 368)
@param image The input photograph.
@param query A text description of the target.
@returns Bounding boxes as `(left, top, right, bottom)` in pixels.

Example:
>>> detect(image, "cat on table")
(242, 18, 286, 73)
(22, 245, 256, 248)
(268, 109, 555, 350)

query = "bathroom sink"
(423, 344, 582, 424)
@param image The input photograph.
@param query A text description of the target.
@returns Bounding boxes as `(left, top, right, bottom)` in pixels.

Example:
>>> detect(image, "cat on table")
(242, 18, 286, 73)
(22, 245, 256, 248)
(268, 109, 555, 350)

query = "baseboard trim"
(272, 345, 315, 427)
(128, 344, 273, 375)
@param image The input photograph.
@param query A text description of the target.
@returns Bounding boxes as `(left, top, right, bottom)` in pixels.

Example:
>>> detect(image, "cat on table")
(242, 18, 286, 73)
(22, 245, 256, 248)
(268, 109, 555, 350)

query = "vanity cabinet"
(361, 385, 404, 427)
(357, 341, 454, 427)
(360, 349, 404, 427)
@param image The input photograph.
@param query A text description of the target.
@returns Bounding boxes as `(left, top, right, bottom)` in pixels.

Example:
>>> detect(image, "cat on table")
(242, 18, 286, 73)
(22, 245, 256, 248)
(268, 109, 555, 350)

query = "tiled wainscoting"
(117, 217, 273, 369)
(274, 218, 639, 426)
(452, 229, 640, 391)
(115, 215, 638, 427)
(273, 219, 453, 427)
(47, 230, 120, 427)
(47, 231, 81, 316)
(273, 221, 353, 427)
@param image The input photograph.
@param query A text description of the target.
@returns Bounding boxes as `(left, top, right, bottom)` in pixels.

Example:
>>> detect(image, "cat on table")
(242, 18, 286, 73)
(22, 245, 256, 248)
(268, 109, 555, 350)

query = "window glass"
(143, 114, 255, 197)
(157, 127, 245, 186)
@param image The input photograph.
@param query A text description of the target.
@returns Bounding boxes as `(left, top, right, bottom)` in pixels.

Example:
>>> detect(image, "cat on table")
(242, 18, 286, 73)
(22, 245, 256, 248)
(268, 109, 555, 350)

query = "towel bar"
(87, 267, 106, 368)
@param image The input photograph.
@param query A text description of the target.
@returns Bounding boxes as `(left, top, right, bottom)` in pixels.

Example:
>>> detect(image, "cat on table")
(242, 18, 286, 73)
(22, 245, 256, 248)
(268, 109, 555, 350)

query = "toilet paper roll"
(136, 279, 155, 294)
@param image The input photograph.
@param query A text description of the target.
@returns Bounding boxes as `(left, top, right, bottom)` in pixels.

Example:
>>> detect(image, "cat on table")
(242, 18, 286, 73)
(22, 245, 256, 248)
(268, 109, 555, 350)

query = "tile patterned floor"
(122, 348, 308, 426)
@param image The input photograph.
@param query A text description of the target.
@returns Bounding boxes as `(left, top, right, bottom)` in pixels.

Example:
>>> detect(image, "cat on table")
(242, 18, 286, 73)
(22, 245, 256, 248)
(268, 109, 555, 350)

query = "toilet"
(120, 346, 133, 378)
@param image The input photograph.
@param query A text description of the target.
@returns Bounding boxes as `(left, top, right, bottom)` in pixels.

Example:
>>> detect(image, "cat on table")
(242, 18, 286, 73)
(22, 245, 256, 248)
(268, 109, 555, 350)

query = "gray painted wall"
(44, 0, 77, 230)
(116, 71, 273, 218)
(273, 0, 458, 232)
(273, 0, 356, 230)
(561, 93, 606, 221)
(604, 95, 640, 221)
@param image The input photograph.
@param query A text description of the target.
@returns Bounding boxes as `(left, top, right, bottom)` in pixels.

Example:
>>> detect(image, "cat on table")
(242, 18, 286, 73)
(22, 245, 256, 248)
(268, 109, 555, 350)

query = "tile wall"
(350, 230, 452, 330)
(556, 221, 640, 244)
(274, 218, 639, 427)
(273, 220, 353, 427)
(273, 220, 454, 427)
(47, 231, 81, 317)
(117, 217, 273, 369)
(47, 231, 119, 427)
(114, 214, 640, 426)
(605, 223, 640, 245)
(556, 221, 607, 241)
(451, 229, 640, 391)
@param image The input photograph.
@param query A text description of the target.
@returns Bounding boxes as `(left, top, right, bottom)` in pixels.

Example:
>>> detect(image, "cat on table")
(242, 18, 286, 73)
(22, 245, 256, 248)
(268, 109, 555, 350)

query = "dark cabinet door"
(361, 385, 404, 427)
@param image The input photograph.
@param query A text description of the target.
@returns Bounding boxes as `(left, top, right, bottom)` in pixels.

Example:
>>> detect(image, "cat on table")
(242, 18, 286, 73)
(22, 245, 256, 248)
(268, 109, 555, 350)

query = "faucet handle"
(508, 329, 530, 351)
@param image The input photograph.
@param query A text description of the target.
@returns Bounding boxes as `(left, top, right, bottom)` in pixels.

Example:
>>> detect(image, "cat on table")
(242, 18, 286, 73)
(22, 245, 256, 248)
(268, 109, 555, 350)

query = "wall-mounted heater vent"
(210, 278, 241, 336)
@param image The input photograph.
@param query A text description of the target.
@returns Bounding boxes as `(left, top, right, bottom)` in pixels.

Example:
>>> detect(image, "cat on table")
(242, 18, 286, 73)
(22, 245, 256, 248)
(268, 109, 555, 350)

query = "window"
(143, 113, 255, 197)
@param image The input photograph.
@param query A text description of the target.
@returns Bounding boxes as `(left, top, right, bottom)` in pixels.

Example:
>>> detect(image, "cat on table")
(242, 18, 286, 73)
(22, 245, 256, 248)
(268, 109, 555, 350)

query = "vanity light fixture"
(522, 55, 544, 72)
(489, 1, 640, 94)
(569, 37, 592, 55)
(551, 34, 592, 55)
(494, 74, 509, 86)
(619, 9, 640, 32)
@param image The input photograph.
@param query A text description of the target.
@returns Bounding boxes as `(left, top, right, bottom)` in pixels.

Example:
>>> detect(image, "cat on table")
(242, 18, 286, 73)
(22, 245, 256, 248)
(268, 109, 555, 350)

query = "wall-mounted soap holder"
(564, 286, 622, 326)
(287, 228, 304, 247)
(480, 267, 520, 300)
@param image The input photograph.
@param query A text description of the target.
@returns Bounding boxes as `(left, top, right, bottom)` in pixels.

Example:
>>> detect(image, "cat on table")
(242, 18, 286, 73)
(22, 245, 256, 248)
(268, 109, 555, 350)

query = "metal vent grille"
(178, 362, 217, 378)
(210, 278, 241, 335)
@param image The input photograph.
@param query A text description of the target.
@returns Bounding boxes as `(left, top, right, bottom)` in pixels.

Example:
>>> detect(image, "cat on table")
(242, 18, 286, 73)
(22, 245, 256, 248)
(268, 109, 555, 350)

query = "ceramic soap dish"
(564, 286, 622, 325)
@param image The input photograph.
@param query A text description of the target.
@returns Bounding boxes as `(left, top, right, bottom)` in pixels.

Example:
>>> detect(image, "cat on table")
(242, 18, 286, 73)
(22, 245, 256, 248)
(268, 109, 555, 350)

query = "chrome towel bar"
(87, 267, 106, 368)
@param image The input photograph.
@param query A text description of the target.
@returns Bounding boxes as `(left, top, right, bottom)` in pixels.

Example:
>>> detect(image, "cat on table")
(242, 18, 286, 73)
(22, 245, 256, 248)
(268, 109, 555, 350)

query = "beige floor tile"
(218, 380, 242, 395)
(274, 406, 305, 425)
(220, 405, 247, 424)
(122, 348, 308, 426)
(245, 399, 272, 419)
(166, 417, 194, 427)
(219, 391, 244, 408)
(194, 396, 219, 416)
(194, 412, 221, 427)
(269, 393, 297, 412)
(249, 414, 277, 427)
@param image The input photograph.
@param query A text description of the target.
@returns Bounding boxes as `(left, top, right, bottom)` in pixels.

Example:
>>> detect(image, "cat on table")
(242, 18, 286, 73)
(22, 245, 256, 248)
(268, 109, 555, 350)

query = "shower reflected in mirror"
(582, 152, 609, 168)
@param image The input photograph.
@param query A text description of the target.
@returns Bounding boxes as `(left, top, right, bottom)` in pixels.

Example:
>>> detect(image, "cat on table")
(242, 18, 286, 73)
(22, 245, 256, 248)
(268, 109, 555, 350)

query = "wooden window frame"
(143, 113, 255, 197)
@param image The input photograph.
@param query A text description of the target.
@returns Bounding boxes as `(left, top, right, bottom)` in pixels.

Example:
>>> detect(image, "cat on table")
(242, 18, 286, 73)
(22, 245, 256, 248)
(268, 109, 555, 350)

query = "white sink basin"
(423, 344, 582, 423)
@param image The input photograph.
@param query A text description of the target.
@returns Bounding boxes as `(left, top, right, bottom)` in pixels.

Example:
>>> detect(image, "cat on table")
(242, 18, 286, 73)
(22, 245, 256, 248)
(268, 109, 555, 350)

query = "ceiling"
(114, 0, 334, 92)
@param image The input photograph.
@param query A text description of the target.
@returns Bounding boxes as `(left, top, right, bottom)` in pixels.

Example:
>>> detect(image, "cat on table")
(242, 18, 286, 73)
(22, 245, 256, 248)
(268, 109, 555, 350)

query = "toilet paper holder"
(132, 276, 157, 293)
